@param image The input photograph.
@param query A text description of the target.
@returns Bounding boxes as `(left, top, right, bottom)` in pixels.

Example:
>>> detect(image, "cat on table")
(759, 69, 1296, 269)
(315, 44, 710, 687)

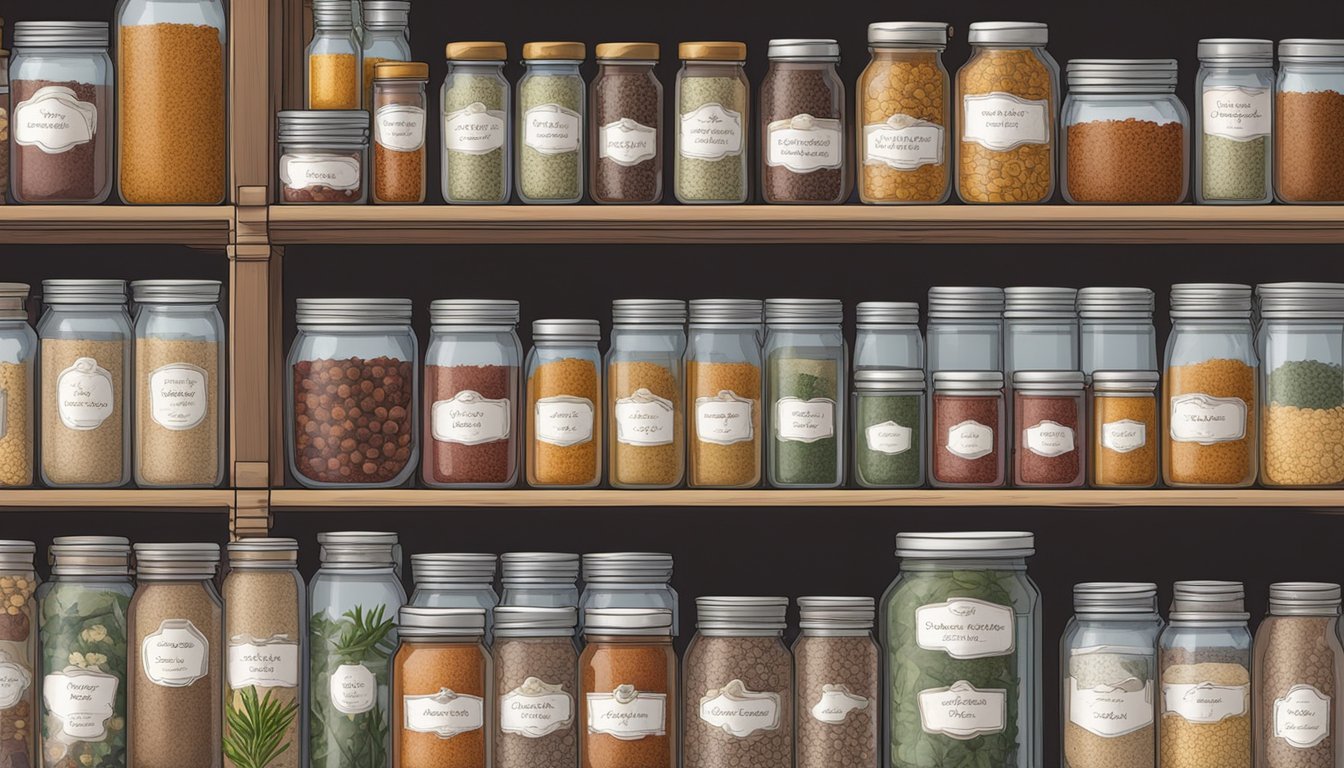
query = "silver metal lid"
(1091, 370, 1160, 393)
(1073, 582, 1159, 613)
(1012, 370, 1085, 391)
(895, 531, 1035, 558)
(765, 298, 843, 325)
(854, 369, 925, 391)
(42, 279, 126, 305)
(1170, 283, 1254, 319)
(131, 279, 222, 304)
(932, 370, 1004, 390)
(1005, 286, 1079, 318)
(928, 287, 1005, 319)
(134, 543, 220, 579)
(582, 552, 673, 583)
(584, 607, 674, 635)
(1170, 580, 1249, 622)
(1256, 282, 1344, 317)
(689, 299, 763, 325)
(532, 319, 600, 343)
(412, 553, 497, 583)
(1269, 582, 1342, 616)
(1067, 59, 1178, 92)
(13, 21, 109, 48)
(362, 0, 410, 28)
(312, 0, 355, 27)
(798, 596, 874, 630)
(767, 38, 840, 60)
(318, 531, 399, 567)
(227, 538, 299, 569)
(0, 283, 30, 320)
(695, 596, 788, 632)
(968, 22, 1048, 46)
(429, 299, 520, 325)
(1077, 286, 1155, 319)
(50, 536, 132, 576)
(1279, 39, 1344, 62)
(398, 607, 487, 637)
(856, 301, 919, 326)
(611, 299, 687, 326)
(0, 540, 36, 570)
(494, 606, 579, 635)
(501, 552, 580, 584)
(295, 298, 412, 325)
(1198, 39, 1273, 66)
(868, 22, 950, 48)
(278, 110, 370, 143)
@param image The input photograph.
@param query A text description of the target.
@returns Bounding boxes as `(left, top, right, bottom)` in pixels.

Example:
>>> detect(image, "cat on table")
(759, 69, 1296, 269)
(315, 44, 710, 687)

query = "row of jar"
(0, 280, 226, 488)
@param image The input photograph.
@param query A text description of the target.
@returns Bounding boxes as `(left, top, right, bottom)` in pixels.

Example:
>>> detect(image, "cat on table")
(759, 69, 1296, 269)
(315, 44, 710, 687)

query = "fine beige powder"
(136, 338, 221, 486)
(41, 338, 127, 485)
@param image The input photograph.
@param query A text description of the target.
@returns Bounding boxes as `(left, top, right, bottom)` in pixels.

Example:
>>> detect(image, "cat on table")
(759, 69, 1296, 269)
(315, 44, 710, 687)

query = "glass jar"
(9, 21, 114, 204)
(391, 607, 491, 768)
(1012, 371, 1086, 488)
(286, 298, 418, 488)
(1061, 583, 1162, 768)
(309, 531, 407, 768)
(1163, 284, 1258, 488)
(927, 287, 1006, 376)
(579, 552, 678, 633)
(683, 597, 793, 768)
(115, 0, 226, 204)
(0, 284, 36, 488)
(500, 552, 580, 608)
(306, 0, 361, 109)
(579, 608, 677, 768)
(855, 302, 923, 371)
(359, 0, 410, 109)
(0, 36, 8, 205)
(0, 541, 38, 768)
(517, 42, 585, 204)
(765, 298, 846, 488)
(686, 299, 763, 489)
(956, 22, 1058, 204)
(1005, 287, 1079, 378)
(371, 61, 429, 204)
(795, 597, 879, 768)
(410, 553, 499, 640)
(607, 300, 686, 489)
(1158, 581, 1253, 768)
(278, 110, 370, 204)
(492, 606, 579, 768)
(881, 532, 1042, 768)
(1078, 287, 1158, 378)
(37, 279, 131, 488)
(1275, 40, 1344, 204)
(591, 43, 663, 204)
(128, 543, 222, 768)
(1062, 59, 1190, 204)
(1195, 39, 1274, 205)
(442, 42, 511, 205)
(857, 22, 951, 205)
(760, 38, 847, 204)
(853, 370, 926, 489)
(930, 371, 1006, 488)
(1257, 282, 1344, 488)
(423, 300, 522, 488)
(675, 42, 750, 204)
(38, 537, 133, 768)
(526, 319, 602, 487)
(131, 279, 225, 488)
(1090, 371, 1161, 489)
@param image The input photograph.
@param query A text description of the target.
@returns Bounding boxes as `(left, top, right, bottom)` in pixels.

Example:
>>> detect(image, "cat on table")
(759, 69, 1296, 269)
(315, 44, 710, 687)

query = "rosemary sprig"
(332, 605, 396, 664)
(224, 686, 300, 768)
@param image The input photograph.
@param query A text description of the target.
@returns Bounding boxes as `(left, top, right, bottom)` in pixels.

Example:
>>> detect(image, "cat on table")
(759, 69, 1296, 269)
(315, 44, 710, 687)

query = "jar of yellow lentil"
(1090, 370, 1160, 488)
(526, 320, 602, 488)
(306, 0, 361, 109)
(606, 300, 686, 489)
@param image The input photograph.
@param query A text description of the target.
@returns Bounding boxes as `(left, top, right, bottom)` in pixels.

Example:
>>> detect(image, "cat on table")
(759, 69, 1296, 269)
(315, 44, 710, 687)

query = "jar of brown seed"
(794, 597, 879, 768)
(590, 43, 663, 204)
(760, 39, 848, 204)
(492, 606, 579, 768)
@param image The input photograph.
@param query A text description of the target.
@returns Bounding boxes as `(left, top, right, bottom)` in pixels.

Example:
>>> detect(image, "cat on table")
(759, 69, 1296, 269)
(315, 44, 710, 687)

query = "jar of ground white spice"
(0, 285, 35, 488)
(411, 553, 499, 642)
(686, 299, 763, 489)
(1195, 40, 1275, 205)
(372, 61, 429, 204)
(765, 298, 846, 488)
(526, 320, 602, 488)
(359, 0, 410, 110)
(492, 606, 579, 768)
(0, 541, 39, 768)
(579, 553, 679, 634)
(930, 371, 1006, 488)
(442, 42, 511, 204)
(1275, 40, 1344, 204)
(278, 110, 370, 204)
(590, 43, 663, 204)
(517, 42, 586, 204)
(38, 279, 131, 488)
(500, 553, 580, 609)
(927, 287, 1006, 375)
(606, 300, 686, 489)
(855, 302, 923, 371)
(1078, 287, 1158, 378)
(794, 597, 879, 768)
(579, 608, 677, 768)
(1090, 371, 1161, 488)
(391, 607, 492, 768)
(676, 42, 750, 203)
(760, 39, 847, 204)
(305, 0, 361, 110)
(132, 279, 224, 488)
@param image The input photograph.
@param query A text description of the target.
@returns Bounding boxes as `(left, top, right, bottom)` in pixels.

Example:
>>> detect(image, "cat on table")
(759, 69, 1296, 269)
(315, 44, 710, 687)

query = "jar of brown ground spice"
(686, 299, 763, 489)
(760, 39, 848, 204)
(606, 300, 686, 488)
(392, 607, 492, 768)
(794, 597, 878, 768)
(492, 606, 579, 768)
(1090, 371, 1160, 488)
(579, 608, 677, 768)
(372, 61, 429, 203)
(1012, 371, 1086, 487)
(1275, 41, 1344, 204)
(930, 371, 1006, 488)
(590, 43, 663, 204)
(526, 320, 602, 488)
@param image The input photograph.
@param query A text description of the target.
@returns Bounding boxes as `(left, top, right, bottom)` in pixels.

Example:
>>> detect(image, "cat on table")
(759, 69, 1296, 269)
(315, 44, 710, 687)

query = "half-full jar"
(38, 279, 131, 488)
(492, 606, 579, 768)
(423, 300, 522, 488)
(410, 553, 500, 640)
(1078, 287, 1158, 378)
(277, 110, 370, 204)
(517, 42, 585, 204)
(794, 597, 879, 768)
(607, 300, 686, 488)
(287, 298, 418, 487)
(930, 371, 1006, 488)
(360, 0, 411, 110)
(0, 284, 36, 487)
(9, 21, 114, 203)
(441, 42, 511, 204)
(579, 608, 677, 768)
(305, 0, 361, 109)
(1195, 40, 1275, 205)
(132, 279, 224, 488)
(760, 39, 847, 204)
(526, 320, 601, 487)
(1090, 370, 1161, 488)
(591, 43, 663, 204)
(686, 299, 763, 489)
(675, 42, 750, 204)
(1275, 40, 1344, 204)
(1012, 371, 1086, 488)
(0, 541, 38, 768)
(765, 298, 846, 488)
(579, 552, 679, 631)
(1062, 59, 1189, 204)
(372, 61, 429, 204)
(500, 553, 580, 609)
(853, 370, 926, 488)
(392, 607, 491, 768)
(1005, 287, 1079, 379)
(927, 287, 1006, 375)
(1163, 284, 1258, 488)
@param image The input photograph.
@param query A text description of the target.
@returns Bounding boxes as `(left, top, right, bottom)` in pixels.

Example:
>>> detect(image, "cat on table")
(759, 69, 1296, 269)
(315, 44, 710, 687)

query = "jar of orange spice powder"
(393, 607, 492, 768)
(580, 608, 677, 768)
(1090, 370, 1160, 488)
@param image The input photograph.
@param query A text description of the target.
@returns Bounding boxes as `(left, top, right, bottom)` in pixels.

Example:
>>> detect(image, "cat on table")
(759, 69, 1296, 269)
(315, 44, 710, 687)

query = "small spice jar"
(360, 0, 411, 110)
(607, 300, 686, 489)
(128, 543, 223, 768)
(372, 61, 429, 204)
(517, 42, 586, 204)
(1163, 283, 1258, 488)
(794, 597, 879, 768)
(493, 606, 579, 768)
(0, 541, 39, 768)
(1195, 40, 1275, 205)
(686, 299, 763, 489)
(500, 553, 580, 609)
(579, 608, 677, 768)
(1012, 371, 1086, 488)
(857, 22, 952, 205)
(853, 370, 926, 489)
(1005, 287, 1080, 379)
(278, 110, 370, 203)
(956, 22, 1059, 204)
(765, 298, 846, 488)
(1090, 370, 1161, 488)
(1078, 287, 1158, 378)
(579, 553, 679, 633)
(9, 21, 113, 204)
(441, 42, 511, 205)
(423, 300, 522, 488)
(1062, 59, 1190, 204)
(591, 43, 663, 204)
(37, 279, 131, 488)
(927, 287, 1006, 375)
(526, 320, 602, 488)
(410, 554, 500, 642)
(855, 302, 923, 371)
(0, 284, 36, 488)
(675, 42, 750, 204)
(392, 607, 492, 768)
(1275, 40, 1344, 204)
(760, 38, 848, 204)
(305, 0, 361, 109)
(930, 371, 1006, 488)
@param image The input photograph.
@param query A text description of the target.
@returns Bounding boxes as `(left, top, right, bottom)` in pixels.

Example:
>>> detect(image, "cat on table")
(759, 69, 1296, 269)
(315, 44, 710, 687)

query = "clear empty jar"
(1012, 371, 1086, 488)
(1275, 40, 1344, 204)
(409, 552, 499, 640)
(853, 370, 925, 489)
(930, 371, 1006, 488)
(794, 597, 879, 768)
(278, 110, 370, 204)
(854, 302, 923, 371)
(760, 38, 847, 204)
(686, 299, 763, 489)
(675, 42, 750, 204)
(517, 42, 586, 204)
(765, 299, 846, 488)
(579, 552, 678, 633)
(607, 300, 686, 488)
(442, 42, 511, 205)
(359, 0, 410, 110)
(1005, 287, 1079, 378)
(1090, 370, 1161, 489)
(927, 287, 1006, 376)
(1195, 39, 1274, 205)
(0, 284, 36, 487)
(1078, 287, 1158, 378)
(305, 0, 361, 109)
(500, 552, 580, 608)
(526, 319, 602, 488)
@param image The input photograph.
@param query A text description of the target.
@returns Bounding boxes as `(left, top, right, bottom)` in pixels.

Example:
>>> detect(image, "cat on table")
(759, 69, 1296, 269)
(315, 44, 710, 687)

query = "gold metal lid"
(446, 41, 506, 61)
(679, 41, 747, 61)
(596, 42, 660, 61)
(522, 41, 585, 61)
(372, 60, 429, 80)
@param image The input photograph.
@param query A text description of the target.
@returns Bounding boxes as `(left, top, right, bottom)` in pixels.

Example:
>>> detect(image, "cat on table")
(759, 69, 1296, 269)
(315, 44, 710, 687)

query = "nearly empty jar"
(277, 110, 370, 204)
(760, 39, 848, 204)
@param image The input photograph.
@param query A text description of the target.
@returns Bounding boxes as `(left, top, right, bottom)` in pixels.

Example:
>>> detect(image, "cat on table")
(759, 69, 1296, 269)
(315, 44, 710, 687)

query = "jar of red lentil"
(579, 608, 678, 768)
(525, 320, 602, 488)
(760, 39, 848, 204)
(1090, 370, 1160, 488)
(1011, 371, 1086, 488)
(606, 300, 686, 489)
(930, 371, 1006, 488)
(1275, 40, 1344, 204)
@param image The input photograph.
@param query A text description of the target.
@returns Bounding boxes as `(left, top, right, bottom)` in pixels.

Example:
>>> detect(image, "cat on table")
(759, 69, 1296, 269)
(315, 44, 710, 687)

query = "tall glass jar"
(0, 284, 36, 488)
(930, 371, 1007, 488)
(607, 300, 686, 489)
(115, 0, 226, 204)
(580, 608, 677, 768)
(1078, 287, 1158, 378)
(765, 298, 846, 488)
(492, 606, 579, 768)
(517, 42, 585, 205)
(927, 287, 1005, 376)
(795, 597, 879, 768)
(309, 531, 407, 768)
(0, 541, 38, 768)
(853, 370, 926, 489)
(277, 109, 370, 204)
(286, 298, 418, 488)
(526, 319, 602, 488)
(409, 553, 499, 641)
(1005, 287, 1079, 377)
(1012, 371, 1086, 488)
(441, 42, 511, 204)
(855, 302, 923, 371)
(686, 299, 763, 489)
(9, 21, 114, 204)
(579, 552, 678, 633)
(1090, 371, 1161, 489)
(675, 42, 750, 204)
(38, 279, 132, 488)
(38, 537, 133, 768)
(391, 607, 491, 768)
(1195, 39, 1274, 205)
(590, 43, 663, 204)
(306, 0, 361, 109)
(760, 39, 847, 204)
(857, 22, 952, 205)
(1163, 284, 1258, 488)
(500, 553, 580, 608)
(0, 36, 8, 206)
(882, 532, 1042, 768)
(371, 61, 429, 204)
(359, 0, 410, 110)
(1275, 40, 1344, 204)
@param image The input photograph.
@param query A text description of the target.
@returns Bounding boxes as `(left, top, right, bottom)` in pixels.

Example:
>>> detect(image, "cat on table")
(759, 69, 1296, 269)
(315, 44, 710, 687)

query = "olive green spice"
(771, 358, 839, 485)
(1268, 360, 1344, 410)
(443, 74, 508, 203)
(855, 394, 921, 487)
(1202, 135, 1267, 201)
(677, 76, 748, 202)
(518, 75, 583, 201)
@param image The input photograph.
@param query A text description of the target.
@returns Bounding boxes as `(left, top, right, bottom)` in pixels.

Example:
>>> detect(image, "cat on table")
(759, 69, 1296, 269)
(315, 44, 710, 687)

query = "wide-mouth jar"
(764, 298, 846, 488)
(0, 540, 39, 768)
(579, 607, 678, 768)
(1078, 287, 1158, 377)
(686, 299, 763, 489)
(442, 42, 511, 205)
(591, 42, 663, 204)
(409, 552, 499, 639)
(1195, 39, 1274, 205)
(927, 286, 1005, 375)
(500, 552, 580, 608)
(0, 284, 37, 488)
(526, 319, 602, 488)
(278, 110, 370, 204)
(1275, 39, 1344, 204)
(853, 369, 925, 489)
(492, 605, 579, 768)
(793, 597, 879, 768)
(675, 41, 750, 204)
(760, 38, 847, 205)
(930, 370, 1006, 488)
(517, 42, 586, 205)
(1090, 370, 1160, 488)
(607, 300, 686, 489)
(391, 607, 492, 767)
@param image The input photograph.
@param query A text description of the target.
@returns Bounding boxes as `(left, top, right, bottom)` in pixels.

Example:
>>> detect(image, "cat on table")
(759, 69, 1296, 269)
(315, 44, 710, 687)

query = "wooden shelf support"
(232, 489, 273, 539)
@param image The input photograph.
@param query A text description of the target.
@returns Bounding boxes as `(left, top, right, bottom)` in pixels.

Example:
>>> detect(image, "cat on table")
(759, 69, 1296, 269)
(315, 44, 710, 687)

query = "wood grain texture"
(0, 207, 234, 246)
(0, 490, 234, 509)
(229, 248, 274, 484)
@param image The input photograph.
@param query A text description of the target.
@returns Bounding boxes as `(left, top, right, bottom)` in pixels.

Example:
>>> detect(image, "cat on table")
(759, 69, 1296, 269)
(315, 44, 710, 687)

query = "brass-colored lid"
(522, 41, 585, 61)
(596, 42, 660, 61)
(446, 41, 507, 61)
(679, 41, 747, 61)
(372, 60, 429, 80)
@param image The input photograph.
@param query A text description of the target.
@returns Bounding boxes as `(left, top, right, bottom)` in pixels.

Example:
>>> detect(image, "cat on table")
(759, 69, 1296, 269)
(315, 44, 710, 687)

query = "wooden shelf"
(0, 206, 234, 247)
(0, 489, 235, 510)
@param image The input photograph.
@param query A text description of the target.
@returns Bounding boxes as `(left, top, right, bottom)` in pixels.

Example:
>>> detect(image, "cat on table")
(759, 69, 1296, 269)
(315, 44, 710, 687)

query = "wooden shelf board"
(0, 206, 234, 247)
(0, 489, 235, 510)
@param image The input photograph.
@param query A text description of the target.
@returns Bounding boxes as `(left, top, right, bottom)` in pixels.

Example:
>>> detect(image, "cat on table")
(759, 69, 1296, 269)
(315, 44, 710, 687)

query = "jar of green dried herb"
(764, 299, 846, 488)
(853, 369, 925, 488)
(517, 42, 585, 204)
(441, 42, 510, 205)
(1195, 40, 1274, 205)
(675, 42, 750, 204)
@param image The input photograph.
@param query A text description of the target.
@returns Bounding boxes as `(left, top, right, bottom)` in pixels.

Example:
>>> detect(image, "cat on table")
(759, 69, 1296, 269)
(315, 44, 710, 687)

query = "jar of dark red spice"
(760, 39, 848, 204)
(1012, 370, 1086, 488)
(422, 300, 522, 488)
(930, 371, 1005, 488)
(590, 43, 663, 204)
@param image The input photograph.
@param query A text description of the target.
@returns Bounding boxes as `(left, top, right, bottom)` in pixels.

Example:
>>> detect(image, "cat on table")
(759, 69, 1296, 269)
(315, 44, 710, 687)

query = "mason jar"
(305, 0, 361, 109)
(492, 606, 579, 768)
(930, 371, 1006, 488)
(794, 597, 880, 768)
(0, 541, 39, 768)
(590, 43, 663, 204)
(359, 0, 410, 110)
(1195, 39, 1275, 205)
(526, 319, 602, 487)
(1012, 371, 1086, 488)
(0, 284, 36, 488)
(764, 298, 846, 488)
(287, 298, 418, 488)
(277, 110, 370, 204)
(675, 42, 750, 204)
(391, 607, 492, 768)
(579, 608, 678, 768)
(760, 38, 847, 204)
(853, 370, 926, 489)
(579, 552, 678, 633)
(686, 299, 763, 489)
(1078, 287, 1158, 378)
(1090, 370, 1161, 489)
(854, 302, 923, 371)
(370, 61, 429, 204)
(500, 552, 580, 608)
(607, 300, 686, 489)
(1005, 287, 1079, 378)
(1275, 40, 1344, 204)
(517, 42, 586, 205)
(441, 42, 511, 204)
(927, 287, 1005, 376)
(409, 553, 499, 641)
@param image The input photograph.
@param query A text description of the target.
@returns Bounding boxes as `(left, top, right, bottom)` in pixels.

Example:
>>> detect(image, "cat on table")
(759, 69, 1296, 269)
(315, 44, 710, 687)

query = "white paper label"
(141, 619, 210, 688)
(916, 598, 1015, 659)
(330, 663, 377, 715)
(432, 391, 511, 445)
(695, 390, 754, 446)
(1163, 682, 1249, 723)
(56, 357, 115, 431)
(615, 389, 675, 447)
(1203, 86, 1271, 141)
(766, 114, 843, 173)
(680, 103, 744, 160)
(227, 635, 300, 689)
(587, 685, 666, 740)
(1024, 419, 1076, 458)
(962, 92, 1050, 151)
(945, 420, 994, 460)
(0, 659, 33, 709)
(375, 104, 426, 152)
(698, 679, 782, 738)
(148, 364, 209, 431)
(404, 688, 485, 739)
(534, 396, 595, 447)
(1069, 676, 1154, 737)
(599, 118, 658, 166)
(445, 102, 507, 154)
(774, 397, 836, 443)
(500, 677, 574, 738)
(1169, 393, 1247, 444)
(13, 86, 97, 154)
(42, 668, 119, 740)
(865, 114, 945, 170)
(1274, 684, 1332, 748)
(810, 684, 871, 725)
(1101, 419, 1147, 454)
(866, 420, 913, 455)
(524, 104, 582, 154)
(280, 153, 362, 190)
(918, 680, 1007, 739)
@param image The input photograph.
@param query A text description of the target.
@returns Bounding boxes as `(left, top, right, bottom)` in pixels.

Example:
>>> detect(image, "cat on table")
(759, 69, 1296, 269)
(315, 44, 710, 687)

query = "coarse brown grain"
(527, 357, 600, 487)
(136, 338, 220, 487)
(932, 393, 1003, 486)
(309, 53, 359, 110)
(858, 50, 948, 204)
(1014, 392, 1084, 487)
(1163, 358, 1257, 486)
(223, 568, 302, 768)
(580, 636, 676, 768)
(9, 78, 111, 202)
(424, 365, 518, 486)
(795, 634, 878, 768)
(592, 64, 661, 203)
(957, 48, 1055, 203)
(1257, 615, 1337, 768)
(683, 635, 793, 768)
(1091, 393, 1158, 487)
(373, 79, 427, 204)
(1275, 90, 1344, 203)
(292, 355, 415, 485)
(1159, 662, 1251, 768)
(494, 636, 579, 768)
(0, 103, 8, 204)
(41, 338, 126, 486)
(0, 362, 33, 487)
(393, 641, 489, 768)
(609, 361, 681, 487)
(1066, 119, 1185, 203)
(687, 361, 760, 488)
(760, 64, 844, 203)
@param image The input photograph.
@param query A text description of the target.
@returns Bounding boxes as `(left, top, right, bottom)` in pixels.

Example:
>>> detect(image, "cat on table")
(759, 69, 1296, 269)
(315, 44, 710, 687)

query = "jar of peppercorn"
(287, 298, 419, 487)
(760, 39, 848, 204)
(1011, 370, 1086, 488)
(590, 43, 663, 204)
(930, 371, 1006, 488)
